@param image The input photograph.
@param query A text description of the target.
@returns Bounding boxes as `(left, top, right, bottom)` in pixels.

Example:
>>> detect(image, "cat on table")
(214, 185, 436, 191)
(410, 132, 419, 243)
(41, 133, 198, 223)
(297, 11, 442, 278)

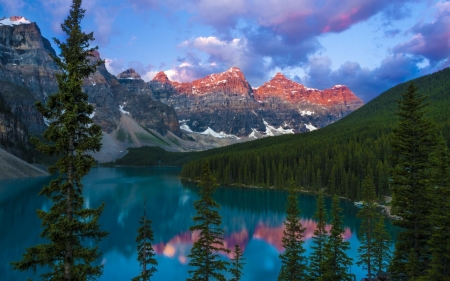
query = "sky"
(1, 0, 449, 101)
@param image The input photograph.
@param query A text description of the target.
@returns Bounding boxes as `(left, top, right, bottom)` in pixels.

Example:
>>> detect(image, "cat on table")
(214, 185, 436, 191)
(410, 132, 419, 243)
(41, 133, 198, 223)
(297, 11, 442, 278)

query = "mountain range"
(0, 16, 363, 167)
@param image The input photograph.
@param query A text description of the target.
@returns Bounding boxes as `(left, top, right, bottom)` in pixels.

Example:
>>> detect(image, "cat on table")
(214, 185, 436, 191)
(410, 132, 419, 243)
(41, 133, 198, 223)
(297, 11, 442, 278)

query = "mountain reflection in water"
(0, 167, 397, 281)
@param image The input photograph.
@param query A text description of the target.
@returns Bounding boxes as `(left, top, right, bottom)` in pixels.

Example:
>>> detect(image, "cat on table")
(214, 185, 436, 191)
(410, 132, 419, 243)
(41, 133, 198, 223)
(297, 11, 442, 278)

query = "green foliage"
(187, 162, 229, 281)
(179, 68, 450, 199)
(10, 1, 108, 280)
(113, 146, 198, 166)
(229, 244, 245, 281)
(422, 135, 450, 280)
(372, 216, 391, 273)
(357, 175, 391, 278)
(320, 195, 353, 281)
(309, 191, 327, 280)
(132, 198, 157, 281)
(389, 83, 437, 280)
(278, 179, 308, 281)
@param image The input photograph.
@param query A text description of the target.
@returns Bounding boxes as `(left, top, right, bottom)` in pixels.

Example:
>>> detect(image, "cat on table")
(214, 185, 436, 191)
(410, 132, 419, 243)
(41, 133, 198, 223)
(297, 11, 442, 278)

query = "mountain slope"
(117, 68, 450, 200)
(178, 68, 450, 200)
(0, 147, 48, 179)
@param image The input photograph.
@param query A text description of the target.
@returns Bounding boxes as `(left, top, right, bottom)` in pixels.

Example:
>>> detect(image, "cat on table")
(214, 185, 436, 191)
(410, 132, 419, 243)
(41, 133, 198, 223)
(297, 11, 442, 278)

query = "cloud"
(0, 0, 25, 14)
(105, 58, 126, 75)
(165, 0, 422, 88)
(171, 0, 418, 43)
(301, 54, 425, 102)
(394, 2, 450, 67)
(127, 0, 160, 10)
(37, 0, 72, 33)
(181, 36, 248, 68)
(105, 58, 157, 81)
(92, 5, 120, 46)
(180, 36, 267, 84)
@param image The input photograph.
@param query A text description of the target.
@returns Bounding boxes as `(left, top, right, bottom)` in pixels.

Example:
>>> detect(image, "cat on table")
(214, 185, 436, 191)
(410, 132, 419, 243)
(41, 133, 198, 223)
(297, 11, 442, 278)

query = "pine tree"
(357, 175, 391, 278)
(389, 83, 437, 280)
(132, 197, 157, 281)
(187, 162, 229, 281)
(278, 179, 308, 281)
(229, 244, 245, 281)
(372, 215, 391, 273)
(422, 135, 450, 280)
(309, 191, 327, 280)
(320, 195, 353, 281)
(11, 0, 107, 280)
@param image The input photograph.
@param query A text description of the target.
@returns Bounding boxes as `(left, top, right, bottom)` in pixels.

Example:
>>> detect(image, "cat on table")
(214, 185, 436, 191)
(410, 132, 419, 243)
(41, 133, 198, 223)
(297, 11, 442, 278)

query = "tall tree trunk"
(65, 135, 74, 281)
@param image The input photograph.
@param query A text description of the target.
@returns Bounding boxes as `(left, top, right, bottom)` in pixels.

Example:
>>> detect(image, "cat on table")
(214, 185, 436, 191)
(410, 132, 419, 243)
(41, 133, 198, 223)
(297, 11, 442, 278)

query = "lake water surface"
(0, 167, 398, 280)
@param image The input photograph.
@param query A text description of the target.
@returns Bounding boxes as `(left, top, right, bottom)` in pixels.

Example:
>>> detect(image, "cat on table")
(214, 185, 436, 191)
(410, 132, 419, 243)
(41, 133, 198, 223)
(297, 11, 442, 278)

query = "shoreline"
(181, 177, 399, 219)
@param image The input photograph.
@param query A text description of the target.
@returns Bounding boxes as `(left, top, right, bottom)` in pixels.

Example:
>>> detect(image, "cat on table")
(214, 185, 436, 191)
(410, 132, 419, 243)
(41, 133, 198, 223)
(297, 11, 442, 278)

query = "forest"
(177, 68, 450, 200)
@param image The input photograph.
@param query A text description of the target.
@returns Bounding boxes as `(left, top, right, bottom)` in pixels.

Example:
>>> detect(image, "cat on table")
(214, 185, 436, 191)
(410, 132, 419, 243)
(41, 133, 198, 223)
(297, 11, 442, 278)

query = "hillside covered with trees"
(176, 68, 450, 200)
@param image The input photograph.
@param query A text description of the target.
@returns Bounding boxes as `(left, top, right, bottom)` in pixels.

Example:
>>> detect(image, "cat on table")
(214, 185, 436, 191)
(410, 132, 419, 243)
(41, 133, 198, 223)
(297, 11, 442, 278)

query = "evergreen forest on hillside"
(176, 68, 450, 200)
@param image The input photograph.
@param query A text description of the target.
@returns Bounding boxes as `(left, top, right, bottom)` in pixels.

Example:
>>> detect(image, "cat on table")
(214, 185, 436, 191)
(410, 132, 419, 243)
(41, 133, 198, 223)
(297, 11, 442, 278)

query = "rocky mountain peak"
(90, 50, 101, 60)
(273, 72, 287, 79)
(152, 71, 171, 83)
(253, 72, 363, 108)
(0, 16, 31, 26)
(172, 66, 252, 97)
(223, 66, 245, 79)
(117, 68, 141, 80)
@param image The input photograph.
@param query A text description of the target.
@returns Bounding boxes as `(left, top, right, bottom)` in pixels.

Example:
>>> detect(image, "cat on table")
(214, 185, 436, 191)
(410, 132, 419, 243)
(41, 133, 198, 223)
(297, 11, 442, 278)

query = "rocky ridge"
(149, 68, 364, 137)
(0, 19, 181, 149)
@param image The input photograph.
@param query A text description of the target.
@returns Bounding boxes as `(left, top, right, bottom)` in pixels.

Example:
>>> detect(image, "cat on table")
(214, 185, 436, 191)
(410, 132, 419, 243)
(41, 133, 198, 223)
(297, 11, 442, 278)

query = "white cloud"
(37, 0, 72, 33)
(141, 70, 159, 82)
(181, 36, 253, 70)
(105, 58, 126, 75)
(0, 0, 25, 14)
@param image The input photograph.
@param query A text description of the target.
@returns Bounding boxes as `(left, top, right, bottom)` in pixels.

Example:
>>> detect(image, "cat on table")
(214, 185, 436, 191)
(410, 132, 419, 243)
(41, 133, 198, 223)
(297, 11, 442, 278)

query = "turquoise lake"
(0, 167, 398, 280)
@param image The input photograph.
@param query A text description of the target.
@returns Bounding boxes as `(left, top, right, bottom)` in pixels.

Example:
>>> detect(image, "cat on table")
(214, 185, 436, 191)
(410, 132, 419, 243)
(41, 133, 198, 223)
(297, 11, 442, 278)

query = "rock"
(150, 67, 265, 136)
(0, 19, 180, 139)
(115, 70, 181, 136)
(117, 68, 141, 80)
(150, 68, 364, 136)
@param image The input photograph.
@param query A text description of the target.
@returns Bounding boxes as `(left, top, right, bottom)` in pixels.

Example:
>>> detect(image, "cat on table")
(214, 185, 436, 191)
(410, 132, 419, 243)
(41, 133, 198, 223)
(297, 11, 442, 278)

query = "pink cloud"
(394, 2, 450, 65)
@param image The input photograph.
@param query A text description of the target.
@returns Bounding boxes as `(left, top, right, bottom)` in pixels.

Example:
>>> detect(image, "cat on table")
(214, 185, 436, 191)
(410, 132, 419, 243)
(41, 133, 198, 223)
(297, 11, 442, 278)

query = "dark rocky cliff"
(0, 18, 180, 141)
(115, 68, 181, 136)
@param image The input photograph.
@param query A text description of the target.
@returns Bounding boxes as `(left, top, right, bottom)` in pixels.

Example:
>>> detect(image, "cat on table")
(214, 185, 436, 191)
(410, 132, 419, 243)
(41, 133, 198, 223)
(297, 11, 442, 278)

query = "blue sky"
(1, 0, 449, 101)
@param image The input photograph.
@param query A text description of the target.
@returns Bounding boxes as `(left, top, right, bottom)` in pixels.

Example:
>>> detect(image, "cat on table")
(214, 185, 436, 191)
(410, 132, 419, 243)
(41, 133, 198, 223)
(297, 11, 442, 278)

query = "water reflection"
(0, 167, 398, 281)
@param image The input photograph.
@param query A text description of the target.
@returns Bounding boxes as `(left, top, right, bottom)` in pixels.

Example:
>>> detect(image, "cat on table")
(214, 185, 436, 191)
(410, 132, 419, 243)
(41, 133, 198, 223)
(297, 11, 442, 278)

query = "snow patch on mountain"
(300, 110, 314, 116)
(305, 123, 317, 131)
(263, 119, 294, 135)
(249, 128, 259, 139)
(119, 105, 130, 115)
(200, 127, 241, 139)
(0, 16, 31, 26)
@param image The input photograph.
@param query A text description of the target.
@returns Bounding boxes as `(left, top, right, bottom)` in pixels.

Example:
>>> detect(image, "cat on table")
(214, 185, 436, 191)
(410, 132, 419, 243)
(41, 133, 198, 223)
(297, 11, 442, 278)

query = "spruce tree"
(357, 175, 391, 278)
(11, 0, 107, 280)
(229, 244, 245, 281)
(422, 135, 450, 280)
(278, 179, 308, 281)
(320, 195, 353, 281)
(187, 162, 229, 281)
(132, 197, 157, 281)
(372, 215, 391, 273)
(389, 83, 437, 280)
(309, 191, 327, 280)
